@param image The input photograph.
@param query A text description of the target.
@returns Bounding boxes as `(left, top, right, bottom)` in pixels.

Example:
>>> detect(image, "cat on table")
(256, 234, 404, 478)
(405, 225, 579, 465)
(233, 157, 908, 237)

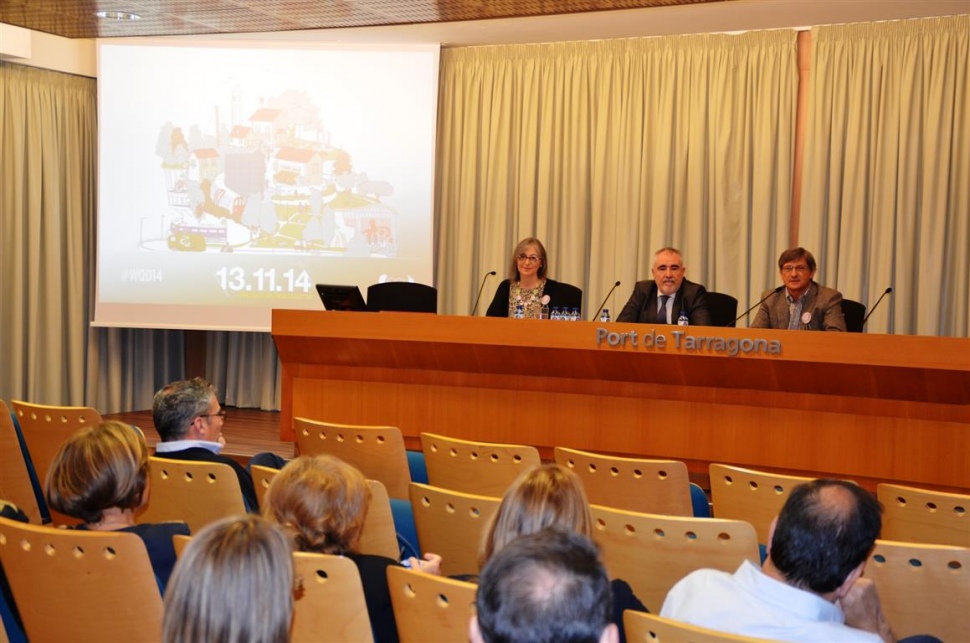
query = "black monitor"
(315, 284, 368, 312)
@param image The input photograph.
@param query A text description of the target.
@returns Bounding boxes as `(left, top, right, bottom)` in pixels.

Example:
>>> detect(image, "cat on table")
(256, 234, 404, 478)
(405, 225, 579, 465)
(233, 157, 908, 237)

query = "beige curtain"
(800, 16, 970, 336)
(0, 62, 96, 405)
(436, 31, 797, 320)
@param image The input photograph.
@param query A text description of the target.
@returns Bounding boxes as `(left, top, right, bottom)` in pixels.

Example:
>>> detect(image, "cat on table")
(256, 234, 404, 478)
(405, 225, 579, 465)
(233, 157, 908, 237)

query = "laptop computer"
(315, 284, 368, 311)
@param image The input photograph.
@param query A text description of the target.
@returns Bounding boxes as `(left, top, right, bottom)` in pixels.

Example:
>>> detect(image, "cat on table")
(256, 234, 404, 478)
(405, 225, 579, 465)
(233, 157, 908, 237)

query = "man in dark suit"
(616, 247, 711, 325)
(750, 247, 846, 331)
(151, 377, 260, 511)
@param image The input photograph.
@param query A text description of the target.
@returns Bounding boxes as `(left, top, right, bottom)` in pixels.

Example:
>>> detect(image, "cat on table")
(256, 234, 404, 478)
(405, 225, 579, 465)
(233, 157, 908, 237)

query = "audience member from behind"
(45, 421, 189, 591)
(486, 237, 579, 318)
(163, 514, 293, 643)
(152, 377, 261, 511)
(479, 463, 646, 643)
(662, 479, 916, 643)
(263, 455, 441, 643)
(617, 247, 711, 325)
(750, 247, 846, 331)
(472, 528, 618, 643)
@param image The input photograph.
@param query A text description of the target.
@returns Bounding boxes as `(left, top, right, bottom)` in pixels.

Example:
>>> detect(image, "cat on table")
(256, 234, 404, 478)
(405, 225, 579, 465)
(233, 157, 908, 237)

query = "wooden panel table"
(272, 311, 970, 491)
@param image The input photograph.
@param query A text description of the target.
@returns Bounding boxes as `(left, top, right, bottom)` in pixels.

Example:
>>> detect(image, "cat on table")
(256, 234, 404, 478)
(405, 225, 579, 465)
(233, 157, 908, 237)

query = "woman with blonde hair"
(46, 420, 189, 590)
(480, 463, 646, 643)
(163, 515, 293, 643)
(485, 237, 582, 318)
(263, 455, 441, 643)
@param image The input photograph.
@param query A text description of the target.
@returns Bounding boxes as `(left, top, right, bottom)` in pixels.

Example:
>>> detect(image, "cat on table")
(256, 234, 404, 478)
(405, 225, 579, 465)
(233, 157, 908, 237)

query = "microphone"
(471, 270, 497, 316)
(862, 287, 893, 327)
(593, 281, 621, 321)
(734, 285, 785, 324)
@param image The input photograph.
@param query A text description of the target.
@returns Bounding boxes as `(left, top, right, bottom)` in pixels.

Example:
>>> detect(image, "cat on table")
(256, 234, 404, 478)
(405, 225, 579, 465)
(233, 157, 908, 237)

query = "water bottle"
(600, 308, 611, 323)
(571, 307, 580, 321)
(514, 304, 524, 319)
(540, 303, 550, 320)
(551, 307, 561, 320)
(678, 309, 689, 326)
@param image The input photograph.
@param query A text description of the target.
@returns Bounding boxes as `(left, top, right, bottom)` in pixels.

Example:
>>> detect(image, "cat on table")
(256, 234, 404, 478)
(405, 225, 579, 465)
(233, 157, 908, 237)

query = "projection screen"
(95, 41, 440, 331)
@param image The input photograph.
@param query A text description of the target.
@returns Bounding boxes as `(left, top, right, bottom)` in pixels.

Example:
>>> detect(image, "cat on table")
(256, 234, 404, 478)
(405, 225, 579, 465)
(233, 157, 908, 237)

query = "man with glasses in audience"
(750, 247, 846, 331)
(152, 377, 261, 511)
(617, 247, 712, 325)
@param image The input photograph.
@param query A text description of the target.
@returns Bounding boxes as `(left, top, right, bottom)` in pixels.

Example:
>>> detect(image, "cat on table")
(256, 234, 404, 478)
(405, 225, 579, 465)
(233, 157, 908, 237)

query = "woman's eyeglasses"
(516, 254, 541, 264)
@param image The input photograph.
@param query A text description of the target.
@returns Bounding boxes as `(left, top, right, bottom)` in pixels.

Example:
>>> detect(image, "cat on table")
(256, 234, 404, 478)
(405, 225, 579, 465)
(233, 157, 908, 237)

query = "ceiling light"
(95, 11, 141, 21)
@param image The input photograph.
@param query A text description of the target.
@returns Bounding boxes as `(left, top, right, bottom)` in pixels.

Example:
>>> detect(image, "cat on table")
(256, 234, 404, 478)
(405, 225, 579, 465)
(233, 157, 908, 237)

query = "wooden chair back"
(0, 400, 44, 524)
(173, 533, 192, 558)
(10, 400, 103, 494)
(294, 418, 411, 500)
(877, 483, 970, 547)
(623, 610, 780, 642)
(360, 479, 402, 560)
(591, 504, 759, 613)
(292, 551, 374, 643)
(137, 457, 246, 532)
(555, 446, 693, 516)
(866, 539, 970, 642)
(409, 482, 500, 577)
(251, 463, 277, 510)
(387, 565, 477, 643)
(0, 516, 163, 643)
(253, 464, 399, 560)
(420, 432, 541, 497)
(708, 463, 818, 544)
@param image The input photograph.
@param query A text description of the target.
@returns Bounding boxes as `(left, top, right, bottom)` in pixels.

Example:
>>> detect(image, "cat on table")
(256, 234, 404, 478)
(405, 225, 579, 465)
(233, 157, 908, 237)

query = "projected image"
(96, 42, 439, 330)
(154, 90, 398, 260)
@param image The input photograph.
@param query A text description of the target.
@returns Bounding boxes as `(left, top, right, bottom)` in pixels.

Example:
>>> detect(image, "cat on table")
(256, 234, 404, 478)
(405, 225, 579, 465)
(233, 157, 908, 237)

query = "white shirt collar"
(734, 560, 846, 624)
(155, 439, 223, 455)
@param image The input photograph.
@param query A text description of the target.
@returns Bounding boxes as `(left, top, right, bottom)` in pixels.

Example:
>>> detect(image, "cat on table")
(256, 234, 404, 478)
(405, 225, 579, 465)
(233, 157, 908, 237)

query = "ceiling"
(1, 0, 730, 40)
(0, 0, 964, 47)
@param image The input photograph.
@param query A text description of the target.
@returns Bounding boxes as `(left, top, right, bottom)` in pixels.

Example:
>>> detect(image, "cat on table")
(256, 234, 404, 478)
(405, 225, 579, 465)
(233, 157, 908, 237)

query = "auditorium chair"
(366, 281, 437, 313)
(623, 610, 776, 643)
(294, 418, 411, 500)
(0, 400, 45, 524)
(0, 516, 163, 643)
(590, 504, 759, 612)
(10, 400, 103, 498)
(876, 483, 970, 547)
(387, 565, 477, 643)
(865, 539, 970, 642)
(840, 298, 866, 333)
(704, 291, 740, 328)
(291, 551, 374, 643)
(420, 432, 541, 497)
(409, 482, 501, 577)
(554, 446, 693, 517)
(137, 457, 246, 532)
(708, 463, 820, 545)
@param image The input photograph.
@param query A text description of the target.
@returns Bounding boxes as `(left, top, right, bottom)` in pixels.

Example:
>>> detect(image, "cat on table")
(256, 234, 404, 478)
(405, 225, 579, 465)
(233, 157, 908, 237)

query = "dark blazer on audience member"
(153, 447, 259, 512)
(750, 282, 846, 331)
(616, 279, 712, 325)
(485, 278, 579, 317)
(349, 553, 401, 643)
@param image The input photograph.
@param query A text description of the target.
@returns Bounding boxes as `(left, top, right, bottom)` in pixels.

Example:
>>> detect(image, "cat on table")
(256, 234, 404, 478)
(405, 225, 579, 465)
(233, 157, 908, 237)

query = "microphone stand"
(862, 287, 893, 327)
(734, 285, 785, 325)
(593, 281, 621, 320)
(470, 271, 497, 316)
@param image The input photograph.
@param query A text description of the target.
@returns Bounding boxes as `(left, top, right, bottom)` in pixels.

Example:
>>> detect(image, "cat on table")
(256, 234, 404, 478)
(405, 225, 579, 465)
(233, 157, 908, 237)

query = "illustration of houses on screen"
(153, 89, 397, 257)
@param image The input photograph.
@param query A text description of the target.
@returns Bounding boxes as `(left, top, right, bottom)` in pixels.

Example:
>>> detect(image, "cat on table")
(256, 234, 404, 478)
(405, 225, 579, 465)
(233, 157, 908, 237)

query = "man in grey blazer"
(617, 247, 711, 325)
(751, 247, 846, 331)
